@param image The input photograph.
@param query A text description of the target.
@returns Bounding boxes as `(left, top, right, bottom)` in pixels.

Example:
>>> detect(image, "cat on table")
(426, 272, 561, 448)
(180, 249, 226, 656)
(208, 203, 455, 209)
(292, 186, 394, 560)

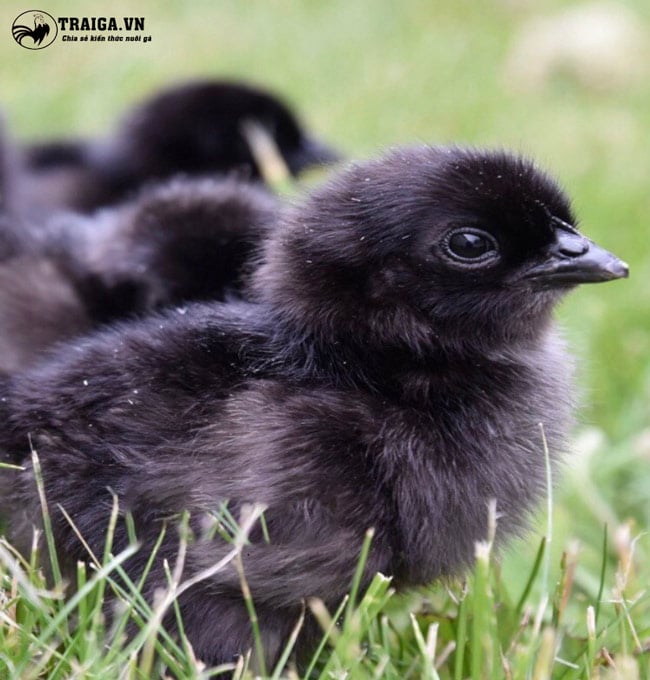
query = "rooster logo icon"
(12, 10, 57, 49)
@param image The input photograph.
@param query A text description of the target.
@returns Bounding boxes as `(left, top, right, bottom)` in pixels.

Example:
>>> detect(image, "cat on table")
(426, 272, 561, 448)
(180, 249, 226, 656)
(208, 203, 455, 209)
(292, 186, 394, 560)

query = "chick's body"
(1, 301, 570, 664)
(0, 146, 627, 668)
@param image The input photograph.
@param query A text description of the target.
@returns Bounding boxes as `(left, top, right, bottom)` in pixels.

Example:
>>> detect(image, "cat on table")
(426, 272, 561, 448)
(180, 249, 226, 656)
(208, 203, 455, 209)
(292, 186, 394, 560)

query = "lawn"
(1, 0, 649, 677)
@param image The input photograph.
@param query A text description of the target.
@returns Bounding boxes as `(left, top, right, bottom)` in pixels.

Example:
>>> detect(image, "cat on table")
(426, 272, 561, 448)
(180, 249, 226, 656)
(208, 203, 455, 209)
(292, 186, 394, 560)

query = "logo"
(12, 10, 57, 49)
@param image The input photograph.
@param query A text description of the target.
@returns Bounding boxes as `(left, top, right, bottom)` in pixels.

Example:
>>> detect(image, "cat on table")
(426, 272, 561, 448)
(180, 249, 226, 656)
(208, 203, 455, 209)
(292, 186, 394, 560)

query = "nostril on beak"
(559, 242, 588, 257)
(553, 232, 589, 258)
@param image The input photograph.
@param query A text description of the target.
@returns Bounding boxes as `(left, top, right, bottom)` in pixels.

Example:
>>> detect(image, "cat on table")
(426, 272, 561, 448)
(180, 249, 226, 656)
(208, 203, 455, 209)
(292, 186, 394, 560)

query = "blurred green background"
(2, 0, 649, 582)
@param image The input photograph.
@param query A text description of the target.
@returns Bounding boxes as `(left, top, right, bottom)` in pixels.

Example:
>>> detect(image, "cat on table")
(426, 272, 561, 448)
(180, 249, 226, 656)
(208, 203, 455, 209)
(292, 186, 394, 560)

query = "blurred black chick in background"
(11, 79, 340, 217)
(0, 177, 278, 374)
(0, 79, 332, 374)
(0, 146, 628, 669)
(52, 177, 279, 322)
(0, 117, 93, 374)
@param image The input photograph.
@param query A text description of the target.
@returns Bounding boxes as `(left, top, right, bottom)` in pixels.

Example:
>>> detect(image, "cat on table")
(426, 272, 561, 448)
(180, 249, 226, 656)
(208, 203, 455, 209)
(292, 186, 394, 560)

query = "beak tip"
(610, 259, 629, 280)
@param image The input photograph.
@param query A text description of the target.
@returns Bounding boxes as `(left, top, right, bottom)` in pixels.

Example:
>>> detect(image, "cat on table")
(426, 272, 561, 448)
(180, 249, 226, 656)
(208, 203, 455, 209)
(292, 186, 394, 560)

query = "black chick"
(0, 129, 91, 371)
(0, 177, 277, 373)
(0, 147, 628, 669)
(15, 79, 340, 216)
(52, 176, 279, 321)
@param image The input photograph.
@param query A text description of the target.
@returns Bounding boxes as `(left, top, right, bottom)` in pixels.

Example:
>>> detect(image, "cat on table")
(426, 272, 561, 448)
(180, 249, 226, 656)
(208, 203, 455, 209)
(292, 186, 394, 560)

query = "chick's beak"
(285, 136, 343, 174)
(522, 229, 629, 286)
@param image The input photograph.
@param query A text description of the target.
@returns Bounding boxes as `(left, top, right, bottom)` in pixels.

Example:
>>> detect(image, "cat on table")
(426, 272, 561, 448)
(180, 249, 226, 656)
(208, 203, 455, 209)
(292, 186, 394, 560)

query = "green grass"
(1, 0, 649, 676)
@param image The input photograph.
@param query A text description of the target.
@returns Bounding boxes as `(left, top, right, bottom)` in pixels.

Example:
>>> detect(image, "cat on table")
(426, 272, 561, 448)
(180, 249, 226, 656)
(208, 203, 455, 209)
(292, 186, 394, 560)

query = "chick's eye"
(446, 230, 498, 262)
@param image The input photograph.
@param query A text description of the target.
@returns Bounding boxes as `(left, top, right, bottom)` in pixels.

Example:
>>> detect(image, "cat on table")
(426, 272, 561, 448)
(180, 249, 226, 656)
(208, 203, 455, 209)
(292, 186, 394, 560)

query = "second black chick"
(54, 176, 279, 322)
(15, 79, 340, 216)
(0, 146, 628, 669)
(0, 177, 277, 372)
